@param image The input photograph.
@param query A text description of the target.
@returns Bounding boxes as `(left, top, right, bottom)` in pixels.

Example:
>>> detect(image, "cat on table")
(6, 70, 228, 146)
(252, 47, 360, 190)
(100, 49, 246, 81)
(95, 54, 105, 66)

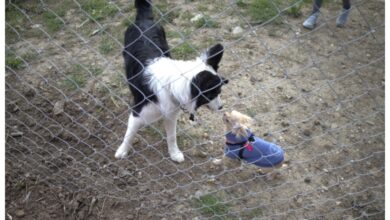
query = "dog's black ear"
(206, 44, 224, 71)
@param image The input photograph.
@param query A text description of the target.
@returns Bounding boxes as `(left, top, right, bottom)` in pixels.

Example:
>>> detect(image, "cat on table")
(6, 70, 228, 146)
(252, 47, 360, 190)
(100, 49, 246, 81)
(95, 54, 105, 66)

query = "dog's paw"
(170, 151, 185, 163)
(115, 145, 129, 159)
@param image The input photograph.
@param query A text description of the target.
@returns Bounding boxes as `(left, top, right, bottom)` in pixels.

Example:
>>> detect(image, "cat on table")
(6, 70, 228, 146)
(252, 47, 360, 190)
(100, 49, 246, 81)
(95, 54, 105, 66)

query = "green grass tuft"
(121, 18, 133, 28)
(5, 4, 26, 42)
(239, 0, 313, 23)
(171, 43, 197, 60)
(43, 11, 64, 33)
(248, 0, 279, 23)
(64, 72, 87, 90)
(88, 66, 103, 76)
(236, 0, 248, 8)
(81, 0, 118, 21)
(194, 16, 219, 28)
(154, 3, 179, 24)
(6, 55, 24, 69)
(166, 29, 191, 39)
(99, 37, 115, 54)
(6, 5, 25, 26)
(63, 64, 103, 90)
(194, 194, 229, 217)
(285, 1, 305, 18)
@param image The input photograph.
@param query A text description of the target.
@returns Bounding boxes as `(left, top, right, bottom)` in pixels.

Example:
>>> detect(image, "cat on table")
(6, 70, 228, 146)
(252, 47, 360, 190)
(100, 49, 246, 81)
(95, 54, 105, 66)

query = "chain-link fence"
(5, 0, 384, 219)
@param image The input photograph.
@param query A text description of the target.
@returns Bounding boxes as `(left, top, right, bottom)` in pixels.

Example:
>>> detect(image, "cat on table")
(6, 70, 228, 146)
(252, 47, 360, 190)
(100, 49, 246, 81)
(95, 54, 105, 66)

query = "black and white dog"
(115, 0, 229, 162)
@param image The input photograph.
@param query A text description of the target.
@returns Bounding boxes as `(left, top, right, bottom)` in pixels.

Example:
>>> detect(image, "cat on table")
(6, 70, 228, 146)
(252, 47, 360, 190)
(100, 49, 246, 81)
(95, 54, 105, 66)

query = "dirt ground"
(5, 0, 384, 219)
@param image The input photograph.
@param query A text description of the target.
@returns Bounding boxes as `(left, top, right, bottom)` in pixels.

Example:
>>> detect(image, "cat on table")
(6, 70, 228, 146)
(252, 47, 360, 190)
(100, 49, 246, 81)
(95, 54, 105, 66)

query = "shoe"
(303, 12, 320, 30)
(336, 8, 351, 27)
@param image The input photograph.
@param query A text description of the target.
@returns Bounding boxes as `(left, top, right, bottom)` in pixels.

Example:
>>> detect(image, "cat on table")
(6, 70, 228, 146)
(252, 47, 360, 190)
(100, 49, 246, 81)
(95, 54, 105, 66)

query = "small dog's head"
(223, 110, 254, 137)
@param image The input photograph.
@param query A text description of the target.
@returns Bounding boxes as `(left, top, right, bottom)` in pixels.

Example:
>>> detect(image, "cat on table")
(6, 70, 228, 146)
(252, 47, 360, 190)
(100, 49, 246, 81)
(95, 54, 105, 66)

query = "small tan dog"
(221, 110, 285, 178)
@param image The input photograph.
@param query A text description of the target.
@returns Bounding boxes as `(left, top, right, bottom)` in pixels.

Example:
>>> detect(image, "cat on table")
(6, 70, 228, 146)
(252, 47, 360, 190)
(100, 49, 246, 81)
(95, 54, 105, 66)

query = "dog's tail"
(135, 0, 153, 21)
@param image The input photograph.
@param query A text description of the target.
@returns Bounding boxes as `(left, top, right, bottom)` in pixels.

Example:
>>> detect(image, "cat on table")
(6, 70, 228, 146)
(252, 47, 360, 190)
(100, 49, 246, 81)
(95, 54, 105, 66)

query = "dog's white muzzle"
(207, 96, 223, 111)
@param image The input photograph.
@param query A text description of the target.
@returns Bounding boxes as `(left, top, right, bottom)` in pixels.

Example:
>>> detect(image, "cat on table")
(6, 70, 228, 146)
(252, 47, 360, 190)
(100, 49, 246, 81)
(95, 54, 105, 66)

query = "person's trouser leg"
(336, 0, 351, 27)
(303, 0, 322, 30)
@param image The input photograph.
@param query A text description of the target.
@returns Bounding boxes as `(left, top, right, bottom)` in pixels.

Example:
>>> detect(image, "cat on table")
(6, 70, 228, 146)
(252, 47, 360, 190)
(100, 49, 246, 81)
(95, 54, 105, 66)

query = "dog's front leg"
(163, 113, 184, 163)
(115, 113, 144, 159)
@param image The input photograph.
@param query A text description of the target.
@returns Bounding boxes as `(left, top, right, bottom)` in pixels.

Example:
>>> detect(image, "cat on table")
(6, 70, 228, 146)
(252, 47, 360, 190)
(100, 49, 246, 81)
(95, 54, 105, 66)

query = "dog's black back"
(123, 0, 169, 115)
(123, 0, 228, 119)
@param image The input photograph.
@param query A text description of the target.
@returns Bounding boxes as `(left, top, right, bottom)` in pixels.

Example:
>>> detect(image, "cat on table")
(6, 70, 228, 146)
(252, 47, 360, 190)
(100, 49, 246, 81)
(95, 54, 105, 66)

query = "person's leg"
(303, 0, 322, 30)
(336, 0, 351, 27)
(342, 0, 351, 10)
(312, 0, 323, 14)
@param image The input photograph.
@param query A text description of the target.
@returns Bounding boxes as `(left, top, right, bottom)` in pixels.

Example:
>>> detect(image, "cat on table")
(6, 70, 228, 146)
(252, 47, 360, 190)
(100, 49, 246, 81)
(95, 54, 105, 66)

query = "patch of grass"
(63, 64, 103, 90)
(154, 3, 179, 24)
(121, 5, 134, 13)
(6, 55, 24, 69)
(121, 18, 133, 28)
(166, 31, 182, 39)
(285, 1, 305, 18)
(5, 4, 26, 43)
(81, 0, 118, 21)
(64, 72, 87, 90)
(166, 29, 191, 39)
(236, 0, 248, 8)
(194, 194, 229, 217)
(194, 16, 219, 28)
(199, 39, 219, 50)
(171, 42, 197, 60)
(5, 5, 25, 27)
(239, 0, 311, 23)
(15, 180, 26, 191)
(6, 1, 72, 41)
(22, 51, 38, 62)
(248, 0, 279, 23)
(197, 5, 208, 12)
(99, 37, 115, 54)
(5, 50, 40, 70)
(43, 11, 64, 33)
(88, 66, 103, 76)
(180, 12, 193, 22)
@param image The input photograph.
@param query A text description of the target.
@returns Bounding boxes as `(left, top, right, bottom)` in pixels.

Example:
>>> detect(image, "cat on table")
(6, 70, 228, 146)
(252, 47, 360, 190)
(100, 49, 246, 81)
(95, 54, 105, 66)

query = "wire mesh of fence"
(5, 0, 384, 219)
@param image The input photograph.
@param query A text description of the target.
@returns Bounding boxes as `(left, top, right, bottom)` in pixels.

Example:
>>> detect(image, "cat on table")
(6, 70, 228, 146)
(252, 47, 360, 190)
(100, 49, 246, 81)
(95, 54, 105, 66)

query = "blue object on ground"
(225, 130, 284, 168)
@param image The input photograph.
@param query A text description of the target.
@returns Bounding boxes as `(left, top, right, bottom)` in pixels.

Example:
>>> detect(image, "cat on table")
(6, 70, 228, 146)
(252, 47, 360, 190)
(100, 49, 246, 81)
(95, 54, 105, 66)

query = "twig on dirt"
(88, 197, 97, 216)
(23, 191, 31, 202)
(35, 197, 44, 202)
(249, 21, 263, 26)
(77, 19, 89, 29)
(6, 213, 12, 220)
(110, 96, 120, 109)
(98, 197, 106, 216)
(90, 25, 108, 37)
(10, 131, 24, 137)
(135, 207, 141, 219)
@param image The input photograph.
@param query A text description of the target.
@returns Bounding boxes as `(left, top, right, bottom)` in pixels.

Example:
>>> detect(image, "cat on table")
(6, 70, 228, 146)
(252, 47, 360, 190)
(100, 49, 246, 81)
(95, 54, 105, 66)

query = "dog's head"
(223, 110, 254, 136)
(188, 44, 229, 119)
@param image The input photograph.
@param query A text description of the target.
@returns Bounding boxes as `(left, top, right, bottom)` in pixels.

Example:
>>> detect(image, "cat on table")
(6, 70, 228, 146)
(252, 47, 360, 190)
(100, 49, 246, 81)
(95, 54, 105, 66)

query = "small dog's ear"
(233, 111, 253, 127)
(206, 44, 224, 71)
(242, 115, 254, 127)
(232, 122, 248, 137)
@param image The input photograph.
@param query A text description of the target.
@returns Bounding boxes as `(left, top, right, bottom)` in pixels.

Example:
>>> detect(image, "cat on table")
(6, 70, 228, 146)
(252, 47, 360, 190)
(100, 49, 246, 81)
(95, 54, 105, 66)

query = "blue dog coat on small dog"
(224, 130, 284, 167)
